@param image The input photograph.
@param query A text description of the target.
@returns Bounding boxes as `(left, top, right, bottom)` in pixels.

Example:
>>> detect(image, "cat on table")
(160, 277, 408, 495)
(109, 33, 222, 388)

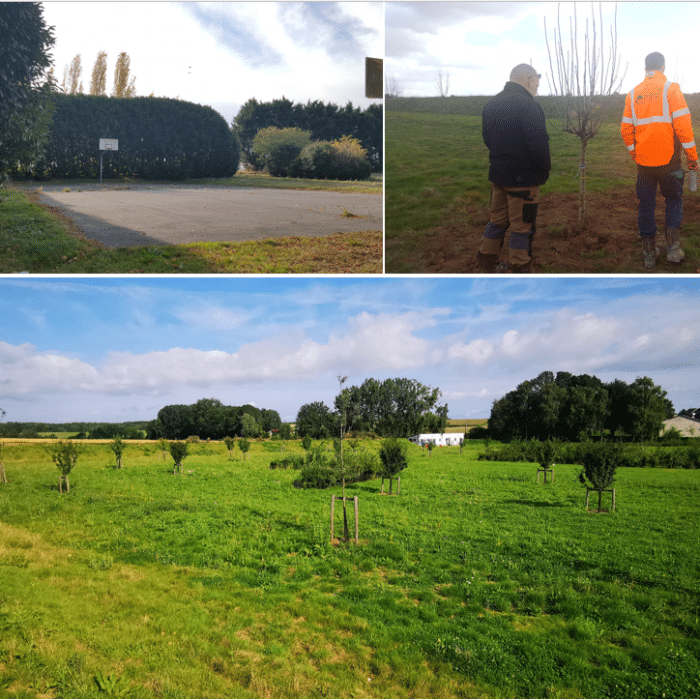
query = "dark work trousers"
(479, 182, 540, 266)
(636, 167, 683, 238)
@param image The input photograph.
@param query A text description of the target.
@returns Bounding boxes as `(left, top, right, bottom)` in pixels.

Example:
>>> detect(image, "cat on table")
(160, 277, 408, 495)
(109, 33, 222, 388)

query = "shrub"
(289, 135, 372, 181)
(379, 438, 409, 478)
(330, 136, 372, 180)
(169, 441, 187, 475)
(538, 440, 559, 469)
(288, 141, 336, 179)
(578, 441, 622, 490)
(251, 126, 311, 176)
(269, 454, 304, 470)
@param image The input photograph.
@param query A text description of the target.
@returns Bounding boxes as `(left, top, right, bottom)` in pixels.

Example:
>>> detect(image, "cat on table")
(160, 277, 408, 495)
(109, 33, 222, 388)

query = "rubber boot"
(665, 227, 685, 263)
(641, 236, 658, 269)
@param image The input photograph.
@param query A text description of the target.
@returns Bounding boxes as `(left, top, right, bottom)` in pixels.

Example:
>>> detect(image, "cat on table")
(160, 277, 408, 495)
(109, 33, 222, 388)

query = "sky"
(386, 1, 700, 98)
(2, 276, 700, 427)
(40, 1, 384, 125)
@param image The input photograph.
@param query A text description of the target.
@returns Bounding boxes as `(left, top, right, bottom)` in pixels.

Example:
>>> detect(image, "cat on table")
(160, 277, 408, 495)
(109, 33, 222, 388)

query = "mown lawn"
(1, 439, 698, 698)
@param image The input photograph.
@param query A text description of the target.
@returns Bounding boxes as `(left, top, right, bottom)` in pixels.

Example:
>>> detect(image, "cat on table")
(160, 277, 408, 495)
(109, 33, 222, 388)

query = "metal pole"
(100, 152, 103, 184)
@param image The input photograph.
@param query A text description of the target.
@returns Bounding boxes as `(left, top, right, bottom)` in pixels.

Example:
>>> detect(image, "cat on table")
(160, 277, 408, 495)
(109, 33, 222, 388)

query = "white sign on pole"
(99, 138, 118, 151)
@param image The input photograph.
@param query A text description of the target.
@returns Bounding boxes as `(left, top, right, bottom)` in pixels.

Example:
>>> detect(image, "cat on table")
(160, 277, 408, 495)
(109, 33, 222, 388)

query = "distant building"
(407, 433, 462, 447)
(661, 415, 700, 437)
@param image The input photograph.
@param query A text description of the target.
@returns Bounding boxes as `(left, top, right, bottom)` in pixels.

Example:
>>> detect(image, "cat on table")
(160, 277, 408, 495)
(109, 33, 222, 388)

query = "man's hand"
(689, 159, 699, 171)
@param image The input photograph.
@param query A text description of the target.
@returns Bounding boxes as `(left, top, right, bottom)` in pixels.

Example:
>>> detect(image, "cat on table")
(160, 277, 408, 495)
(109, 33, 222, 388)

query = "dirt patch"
(401, 187, 700, 273)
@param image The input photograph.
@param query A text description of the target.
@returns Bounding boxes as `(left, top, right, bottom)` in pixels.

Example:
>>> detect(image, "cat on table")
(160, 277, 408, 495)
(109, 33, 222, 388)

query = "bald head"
(510, 64, 540, 96)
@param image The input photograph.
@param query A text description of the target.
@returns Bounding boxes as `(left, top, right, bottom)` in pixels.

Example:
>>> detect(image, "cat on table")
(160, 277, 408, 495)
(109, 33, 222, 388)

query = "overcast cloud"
(386, 2, 700, 98)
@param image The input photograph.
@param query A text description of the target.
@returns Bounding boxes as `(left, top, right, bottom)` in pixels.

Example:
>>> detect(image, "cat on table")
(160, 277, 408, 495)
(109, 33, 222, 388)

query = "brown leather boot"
(477, 251, 499, 273)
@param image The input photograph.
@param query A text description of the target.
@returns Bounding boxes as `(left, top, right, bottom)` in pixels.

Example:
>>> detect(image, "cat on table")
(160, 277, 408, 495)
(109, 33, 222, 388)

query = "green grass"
(385, 108, 699, 272)
(0, 173, 382, 274)
(1, 439, 699, 698)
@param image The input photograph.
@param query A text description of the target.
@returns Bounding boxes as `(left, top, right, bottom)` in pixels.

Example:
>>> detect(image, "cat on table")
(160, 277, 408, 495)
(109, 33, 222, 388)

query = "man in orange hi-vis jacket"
(621, 52, 698, 269)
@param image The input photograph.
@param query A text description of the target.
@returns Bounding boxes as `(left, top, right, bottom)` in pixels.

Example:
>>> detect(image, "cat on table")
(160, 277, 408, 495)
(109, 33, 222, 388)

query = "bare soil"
(405, 188, 700, 273)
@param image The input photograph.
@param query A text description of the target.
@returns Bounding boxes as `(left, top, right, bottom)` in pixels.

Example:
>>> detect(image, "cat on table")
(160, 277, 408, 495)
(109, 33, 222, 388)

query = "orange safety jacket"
(621, 71, 697, 167)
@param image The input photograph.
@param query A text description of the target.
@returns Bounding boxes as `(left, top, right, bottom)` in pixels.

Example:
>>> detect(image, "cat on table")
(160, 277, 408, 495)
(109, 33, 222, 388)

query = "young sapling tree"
(238, 437, 250, 461)
(224, 436, 236, 460)
(49, 439, 79, 493)
(379, 438, 408, 495)
(578, 441, 622, 511)
(169, 441, 188, 475)
(110, 435, 125, 469)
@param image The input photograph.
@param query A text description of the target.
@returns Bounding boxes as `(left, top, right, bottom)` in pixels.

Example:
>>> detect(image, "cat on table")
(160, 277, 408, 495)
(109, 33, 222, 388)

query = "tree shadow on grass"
(503, 499, 568, 508)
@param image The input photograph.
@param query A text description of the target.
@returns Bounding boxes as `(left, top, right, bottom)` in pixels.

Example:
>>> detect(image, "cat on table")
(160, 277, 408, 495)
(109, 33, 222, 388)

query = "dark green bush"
(288, 141, 336, 179)
(251, 126, 311, 176)
(288, 136, 372, 181)
(578, 442, 622, 490)
(44, 94, 239, 180)
(269, 455, 304, 470)
(379, 438, 409, 478)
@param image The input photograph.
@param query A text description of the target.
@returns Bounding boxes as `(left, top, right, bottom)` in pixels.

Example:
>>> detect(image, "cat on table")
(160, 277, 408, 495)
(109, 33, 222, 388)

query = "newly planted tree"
(110, 435, 125, 469)
(578, 441, 622, 511)
(48, 440, 79, 493)
(238, 438, 251, 461)
(379, 438, 408, 495)
(544, 2, 627, 224)
(169, 441, 187, 475)
(224, 436, 236, 460)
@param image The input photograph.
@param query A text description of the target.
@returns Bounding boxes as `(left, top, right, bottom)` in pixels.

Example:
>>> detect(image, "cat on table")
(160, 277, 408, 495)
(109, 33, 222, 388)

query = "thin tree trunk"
(579, 139, 587, 225)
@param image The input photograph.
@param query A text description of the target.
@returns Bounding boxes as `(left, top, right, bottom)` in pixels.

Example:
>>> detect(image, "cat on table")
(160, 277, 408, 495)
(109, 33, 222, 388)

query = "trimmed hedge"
(43, 94, 240, 180)
(478, 439, 700, 469)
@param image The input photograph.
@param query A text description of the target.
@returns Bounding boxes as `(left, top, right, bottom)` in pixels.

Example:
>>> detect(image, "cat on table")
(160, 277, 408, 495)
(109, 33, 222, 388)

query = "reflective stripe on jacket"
(621, 71, 697, 167)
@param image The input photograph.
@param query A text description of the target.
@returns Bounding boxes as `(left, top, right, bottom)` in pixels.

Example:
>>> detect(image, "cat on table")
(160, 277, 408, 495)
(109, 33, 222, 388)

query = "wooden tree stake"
(585, 487, 615, 513)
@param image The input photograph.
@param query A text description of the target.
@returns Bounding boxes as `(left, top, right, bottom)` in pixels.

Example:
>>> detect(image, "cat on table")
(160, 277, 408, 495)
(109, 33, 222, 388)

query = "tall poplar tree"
(62, 54, 83, 94)
(112, 51, 136, 97)
(89, 50, 107, 95)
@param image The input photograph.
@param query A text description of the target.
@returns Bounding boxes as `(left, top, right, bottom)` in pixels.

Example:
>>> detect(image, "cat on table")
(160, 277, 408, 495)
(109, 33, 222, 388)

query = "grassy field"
(385, 98, 700, 273)
(0, 173, 382, 274)
(1, 438, 699, 698)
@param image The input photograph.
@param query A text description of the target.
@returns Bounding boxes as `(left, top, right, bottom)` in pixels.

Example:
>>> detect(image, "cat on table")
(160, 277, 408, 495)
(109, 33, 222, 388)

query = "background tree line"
(233, 96, 382, 173)
(295, 377, 447, 439)
(488, 371, 674, 443)
(148, 398, 283, 441)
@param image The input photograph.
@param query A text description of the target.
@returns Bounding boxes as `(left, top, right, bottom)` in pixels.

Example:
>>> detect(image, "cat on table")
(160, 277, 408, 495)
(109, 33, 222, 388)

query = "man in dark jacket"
(477, 64, 551, 273)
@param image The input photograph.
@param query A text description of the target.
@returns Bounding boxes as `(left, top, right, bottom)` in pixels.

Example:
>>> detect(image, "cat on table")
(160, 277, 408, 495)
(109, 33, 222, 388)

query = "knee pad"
(482, 222, 507, 240)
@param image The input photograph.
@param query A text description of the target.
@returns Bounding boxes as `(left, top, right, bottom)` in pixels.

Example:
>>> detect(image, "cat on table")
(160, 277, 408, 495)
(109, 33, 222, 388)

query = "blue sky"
(386, 1, 699, 98)
(40, 1, 383, 125)
(1, 276, 699, 426)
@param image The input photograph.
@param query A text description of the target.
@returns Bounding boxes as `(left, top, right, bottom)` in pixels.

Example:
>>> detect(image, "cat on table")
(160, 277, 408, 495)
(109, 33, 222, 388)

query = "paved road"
(29, 183, 382, 248)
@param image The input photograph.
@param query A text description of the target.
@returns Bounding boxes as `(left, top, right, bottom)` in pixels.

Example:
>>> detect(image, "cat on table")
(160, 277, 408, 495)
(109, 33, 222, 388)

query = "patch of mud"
(401, 188, 700, 273)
